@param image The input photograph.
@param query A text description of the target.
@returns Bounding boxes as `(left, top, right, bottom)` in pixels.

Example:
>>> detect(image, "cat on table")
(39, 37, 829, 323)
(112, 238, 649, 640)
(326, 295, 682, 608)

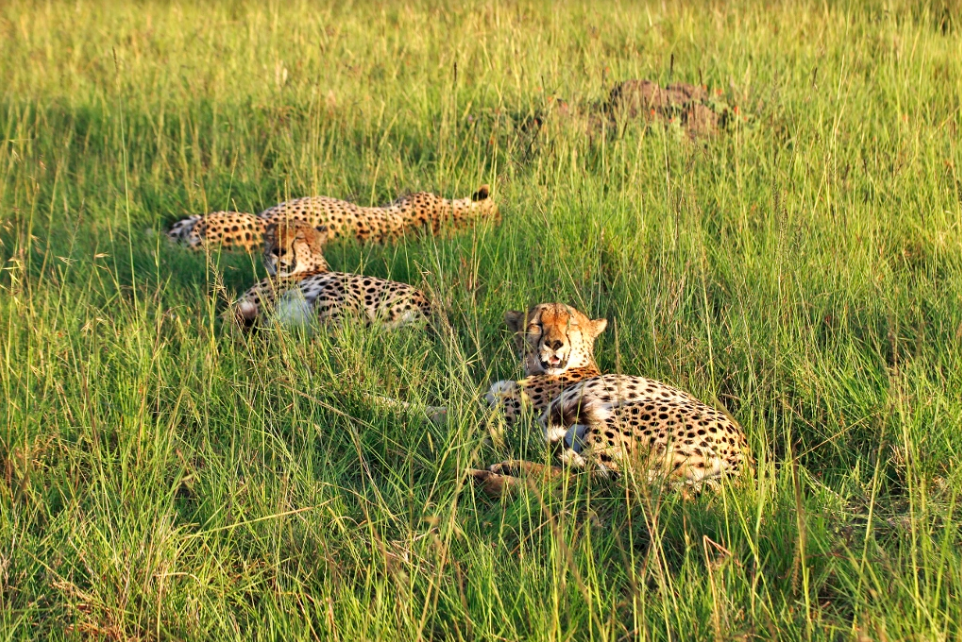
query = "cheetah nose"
(545, 339, 564, 350)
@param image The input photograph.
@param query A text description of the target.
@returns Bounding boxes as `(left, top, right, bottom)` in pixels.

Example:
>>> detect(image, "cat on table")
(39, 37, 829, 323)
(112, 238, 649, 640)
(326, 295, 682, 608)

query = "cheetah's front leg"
(467, 468, 524, 496)
(487, 460, 565, 480)
(467, 459, 566, 497)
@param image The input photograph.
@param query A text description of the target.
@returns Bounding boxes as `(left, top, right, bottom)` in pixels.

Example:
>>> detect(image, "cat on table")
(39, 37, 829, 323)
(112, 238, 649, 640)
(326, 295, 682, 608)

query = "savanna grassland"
(3, 0, 962, 639)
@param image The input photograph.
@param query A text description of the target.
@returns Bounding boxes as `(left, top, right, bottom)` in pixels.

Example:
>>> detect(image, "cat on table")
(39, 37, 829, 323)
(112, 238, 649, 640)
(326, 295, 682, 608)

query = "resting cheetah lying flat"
(166, 211, 267, 251)
(168, 185, 498, 251)
(470, 303, 751, 495)
(230, 220, 431, 331)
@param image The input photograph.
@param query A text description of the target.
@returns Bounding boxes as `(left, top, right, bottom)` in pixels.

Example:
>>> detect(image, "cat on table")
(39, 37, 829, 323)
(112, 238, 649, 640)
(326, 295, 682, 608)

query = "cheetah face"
(264, 220, 330, 277)
(505, 303, 607, 376)
(451, 184, 500, 223)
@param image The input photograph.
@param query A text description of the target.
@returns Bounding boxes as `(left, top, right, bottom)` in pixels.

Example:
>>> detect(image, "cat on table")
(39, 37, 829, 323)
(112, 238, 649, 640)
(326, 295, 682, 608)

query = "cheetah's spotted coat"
(230, 221, 431, 331)
(483, 303, 608, 427)
(167, 212, 266, 251)
(168, 185, 497, 251)
(471, 303, 751, 494)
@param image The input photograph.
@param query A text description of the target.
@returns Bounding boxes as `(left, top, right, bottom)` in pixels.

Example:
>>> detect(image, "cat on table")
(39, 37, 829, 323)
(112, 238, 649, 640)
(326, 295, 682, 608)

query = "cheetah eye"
(527, 323, 541, 333)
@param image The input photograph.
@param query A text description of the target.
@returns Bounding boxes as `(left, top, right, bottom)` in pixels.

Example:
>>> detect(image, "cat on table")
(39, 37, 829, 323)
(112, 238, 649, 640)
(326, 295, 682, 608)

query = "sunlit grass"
(3, 0, 962, 639)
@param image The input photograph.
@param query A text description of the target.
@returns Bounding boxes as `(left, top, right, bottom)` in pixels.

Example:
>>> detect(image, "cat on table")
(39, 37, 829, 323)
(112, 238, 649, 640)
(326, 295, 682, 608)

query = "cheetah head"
(452, 184, 500, 223)
(263, 220, 330, 277)
(505, 303, 607, 376)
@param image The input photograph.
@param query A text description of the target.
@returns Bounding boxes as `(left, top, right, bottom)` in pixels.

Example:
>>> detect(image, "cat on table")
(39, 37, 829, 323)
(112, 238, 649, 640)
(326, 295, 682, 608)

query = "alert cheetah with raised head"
(365, 302, 604, 425)
(483, 303, 610, 426)
(230, 220, 431, 331)
(471, 303, 751, 495)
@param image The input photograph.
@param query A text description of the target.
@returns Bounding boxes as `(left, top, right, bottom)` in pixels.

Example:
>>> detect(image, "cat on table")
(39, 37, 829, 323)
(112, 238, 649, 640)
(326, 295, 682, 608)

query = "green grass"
(3, 0, 962, 638)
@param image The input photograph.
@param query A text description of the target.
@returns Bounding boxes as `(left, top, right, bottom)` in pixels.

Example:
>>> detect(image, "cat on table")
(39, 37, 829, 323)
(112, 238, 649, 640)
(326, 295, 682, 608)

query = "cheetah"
(363, 302, 606, 425)
(230, 220, 431, 331)
(262, 221, 329, 277)
(483, 303, 610, 427)
(166, 211, 266, 251)
(168, 184, 498, 251)
(470, 304, 751, 495)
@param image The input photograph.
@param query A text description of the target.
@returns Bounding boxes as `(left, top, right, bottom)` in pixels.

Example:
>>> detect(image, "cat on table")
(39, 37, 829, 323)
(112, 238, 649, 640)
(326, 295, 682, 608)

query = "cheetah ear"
(472, 184, 490, 201)
(588, 318, 608, 338)
(504, 310, 525, 333)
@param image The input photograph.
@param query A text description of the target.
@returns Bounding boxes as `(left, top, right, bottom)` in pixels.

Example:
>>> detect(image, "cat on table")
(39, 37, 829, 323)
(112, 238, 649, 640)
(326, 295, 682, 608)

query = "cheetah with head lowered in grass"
(168, 185, 498, 252)
(229, 220, 431, 331)
(470, 303, 751, 495)
(166, 211, 269, 252)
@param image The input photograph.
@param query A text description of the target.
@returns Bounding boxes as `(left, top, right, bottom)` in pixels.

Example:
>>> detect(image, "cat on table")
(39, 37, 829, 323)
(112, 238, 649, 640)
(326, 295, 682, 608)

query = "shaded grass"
(4, 0, 962, 639)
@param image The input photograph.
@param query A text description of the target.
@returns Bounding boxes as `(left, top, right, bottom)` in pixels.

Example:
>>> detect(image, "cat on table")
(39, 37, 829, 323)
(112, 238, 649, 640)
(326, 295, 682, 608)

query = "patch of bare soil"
(517, 78, 743, 146)
(606, 79, 737, 137)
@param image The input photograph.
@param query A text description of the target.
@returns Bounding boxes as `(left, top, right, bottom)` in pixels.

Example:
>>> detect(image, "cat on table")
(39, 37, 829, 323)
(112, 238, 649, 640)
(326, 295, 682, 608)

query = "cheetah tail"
(166, 215, 202, 241)
(363, 393, 448, 425)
